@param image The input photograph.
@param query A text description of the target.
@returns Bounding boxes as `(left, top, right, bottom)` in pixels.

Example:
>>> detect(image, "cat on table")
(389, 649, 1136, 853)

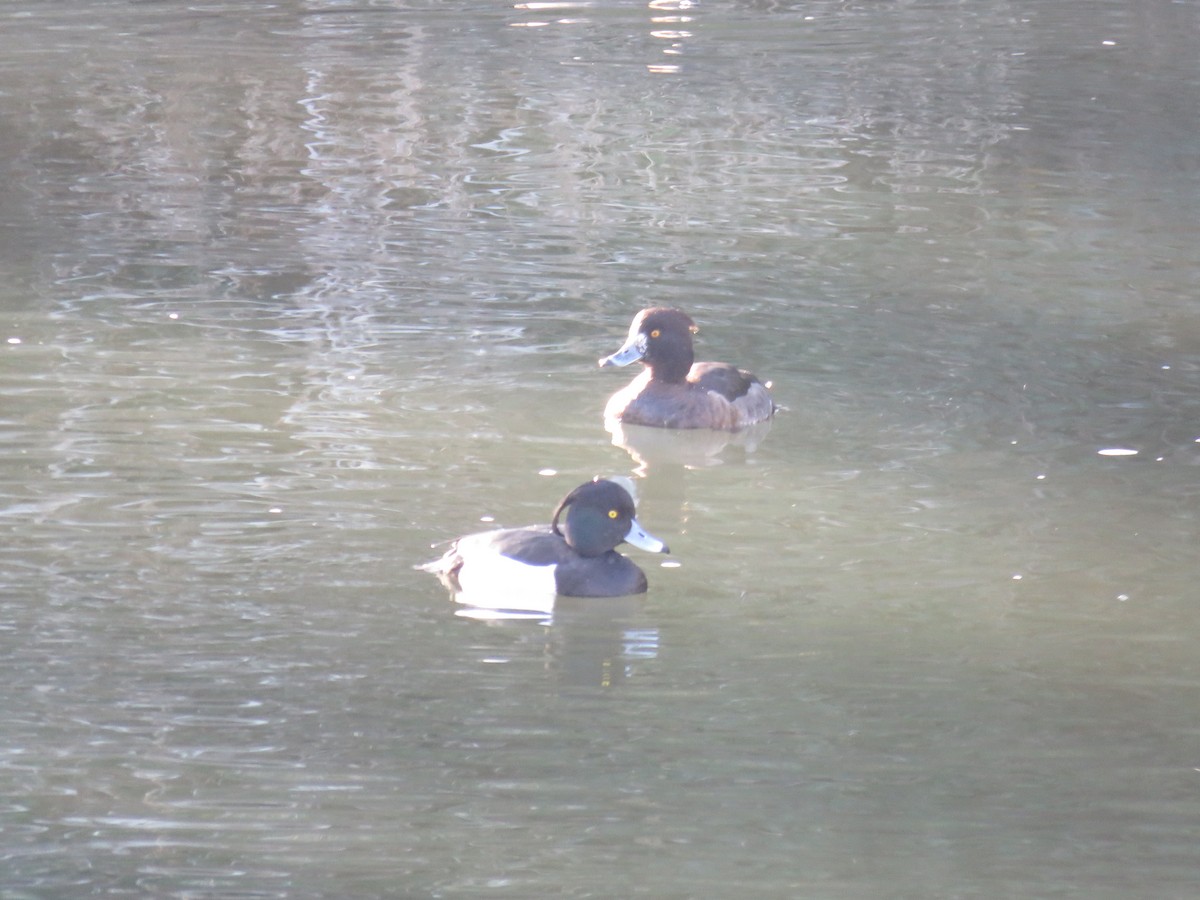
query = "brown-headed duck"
(599, 307, 775, 430)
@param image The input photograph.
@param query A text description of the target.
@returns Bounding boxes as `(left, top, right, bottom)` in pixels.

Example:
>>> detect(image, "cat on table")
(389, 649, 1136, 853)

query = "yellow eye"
(650, 329, 661, 338)
(608, 509, 619, 519)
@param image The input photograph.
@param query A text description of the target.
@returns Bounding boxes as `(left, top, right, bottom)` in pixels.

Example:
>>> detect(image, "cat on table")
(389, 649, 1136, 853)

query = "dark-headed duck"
(417, 478, 669, 602)
(599, 307, 775, 430)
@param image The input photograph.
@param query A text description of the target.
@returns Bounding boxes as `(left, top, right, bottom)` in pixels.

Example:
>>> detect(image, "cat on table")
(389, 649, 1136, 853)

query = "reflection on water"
(512, 0, 698, 74)
(454, 594, 661, 689)
(609, 418, 774, 474)
(3, 0, 1200, 896)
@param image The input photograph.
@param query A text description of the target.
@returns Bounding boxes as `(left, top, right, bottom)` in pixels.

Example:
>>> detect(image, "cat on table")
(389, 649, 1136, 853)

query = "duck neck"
(651, 349, 693, 383)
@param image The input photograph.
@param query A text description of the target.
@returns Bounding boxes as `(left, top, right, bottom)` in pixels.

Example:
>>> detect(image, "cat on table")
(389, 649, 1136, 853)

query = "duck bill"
(598, 334, 646, 368)
(623, 517, 669, 554)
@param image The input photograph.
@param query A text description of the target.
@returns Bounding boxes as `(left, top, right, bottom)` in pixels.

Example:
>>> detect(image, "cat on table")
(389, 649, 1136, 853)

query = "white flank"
(455, 546, 558, 614)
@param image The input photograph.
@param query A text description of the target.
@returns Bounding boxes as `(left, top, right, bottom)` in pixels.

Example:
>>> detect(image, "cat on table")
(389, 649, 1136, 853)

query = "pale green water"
(2, 1, 1200, 897)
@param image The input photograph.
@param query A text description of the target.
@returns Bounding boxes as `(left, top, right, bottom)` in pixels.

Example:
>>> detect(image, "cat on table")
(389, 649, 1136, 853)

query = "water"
(3, 0, 1200, 896)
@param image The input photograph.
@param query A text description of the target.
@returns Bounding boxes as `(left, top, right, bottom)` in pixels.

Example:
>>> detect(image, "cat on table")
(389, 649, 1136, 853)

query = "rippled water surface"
(3, 1, 1200, 896)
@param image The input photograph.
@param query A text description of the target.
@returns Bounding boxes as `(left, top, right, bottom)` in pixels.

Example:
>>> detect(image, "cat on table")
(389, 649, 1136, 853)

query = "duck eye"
(649, 329, 661, 339)
(607, 509, 619, 519)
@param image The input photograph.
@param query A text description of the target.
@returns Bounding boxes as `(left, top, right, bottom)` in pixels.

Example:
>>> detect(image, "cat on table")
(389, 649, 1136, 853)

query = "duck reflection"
(606, 418, 775, 566)
(549, 595, 659, 689)
(608, 418, 773, 476)
(453, 594, 660, 690)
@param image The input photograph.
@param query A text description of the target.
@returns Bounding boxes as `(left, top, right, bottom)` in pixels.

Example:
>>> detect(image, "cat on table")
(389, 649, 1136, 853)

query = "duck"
(417, 478, 669, 602)
(598, 307, 776, 431)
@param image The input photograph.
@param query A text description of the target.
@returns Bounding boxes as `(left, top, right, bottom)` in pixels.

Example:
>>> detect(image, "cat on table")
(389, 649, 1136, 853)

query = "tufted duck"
(417, 478, 669, 603)
(599, 307, 775, 430)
